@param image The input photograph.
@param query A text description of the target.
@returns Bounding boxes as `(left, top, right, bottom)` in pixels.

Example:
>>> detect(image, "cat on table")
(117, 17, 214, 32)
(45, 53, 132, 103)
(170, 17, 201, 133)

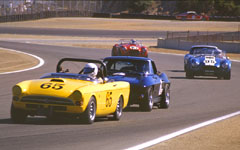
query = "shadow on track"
(167, 70, 185, 73)
(170, 76, 220, 80)
(0, 117, 109, 125)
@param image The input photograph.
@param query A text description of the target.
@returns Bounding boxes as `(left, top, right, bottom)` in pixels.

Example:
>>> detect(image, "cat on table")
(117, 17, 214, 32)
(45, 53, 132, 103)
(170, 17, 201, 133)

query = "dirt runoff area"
(0, 48, 39, 73)
(0, 17, 239, 32)
(0, 17, 239, 150)
(147, 115, 240, 150)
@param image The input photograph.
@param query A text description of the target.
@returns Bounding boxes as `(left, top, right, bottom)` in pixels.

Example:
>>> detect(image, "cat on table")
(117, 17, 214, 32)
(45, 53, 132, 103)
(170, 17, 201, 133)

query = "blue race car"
(184, 45, 231, 79)
(103, 56, 170, 111)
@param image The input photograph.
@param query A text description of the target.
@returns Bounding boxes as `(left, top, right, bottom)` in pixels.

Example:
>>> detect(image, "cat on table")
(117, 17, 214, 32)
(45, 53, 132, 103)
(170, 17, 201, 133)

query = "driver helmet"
(130, 39, 137, 44)
(83, 63, 98, 78)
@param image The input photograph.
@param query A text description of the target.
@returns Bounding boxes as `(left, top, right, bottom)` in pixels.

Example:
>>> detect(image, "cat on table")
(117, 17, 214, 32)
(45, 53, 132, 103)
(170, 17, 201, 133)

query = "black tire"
(82, 97, 96, 124)
(140, 87, 153, 112)
(113, 96, 123, 121)
(224, 71, 231, 80)
(117, 49, 122, 56)
(111, 47, 116, 56)
(158, 84, 170, 109)
(11, 103, 27, 123)
(186, 70, 194, 79)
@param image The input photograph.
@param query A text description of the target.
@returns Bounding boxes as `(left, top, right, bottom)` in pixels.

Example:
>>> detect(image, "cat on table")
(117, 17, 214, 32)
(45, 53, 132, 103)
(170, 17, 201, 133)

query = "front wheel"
(184, 65, 187, 72)
(224, 71, 231, 80)
(111, 47, 116, 56)
(158, 84, 170, 109)
(140, 87, 153, 112)
(186, 70, 194, 79)
(113, 96, 123, 120)
(11, 103, 27, 123)
(82, 97, 96, 124)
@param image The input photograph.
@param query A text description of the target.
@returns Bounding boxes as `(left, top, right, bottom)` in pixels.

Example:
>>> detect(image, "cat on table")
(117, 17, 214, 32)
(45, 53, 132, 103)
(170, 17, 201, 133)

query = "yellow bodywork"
(12, 78, 130, 117)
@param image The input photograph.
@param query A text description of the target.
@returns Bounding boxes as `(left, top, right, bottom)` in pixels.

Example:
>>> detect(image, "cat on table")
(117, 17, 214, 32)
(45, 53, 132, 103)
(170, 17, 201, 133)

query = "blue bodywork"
(103, 56, 170, 105)
(184, 45, 231, 79)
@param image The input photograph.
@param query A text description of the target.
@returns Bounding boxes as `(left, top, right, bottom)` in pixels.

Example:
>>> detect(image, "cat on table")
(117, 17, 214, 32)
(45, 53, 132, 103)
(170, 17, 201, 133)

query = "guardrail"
(2, 11, 239, 23)
(157, 31, 240, 53)
(0, 10, 93, 22)
(93, 13, 240, 21)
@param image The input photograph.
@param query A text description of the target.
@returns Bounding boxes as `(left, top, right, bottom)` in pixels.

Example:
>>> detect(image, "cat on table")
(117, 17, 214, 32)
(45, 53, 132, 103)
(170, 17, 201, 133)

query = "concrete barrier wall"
(157, 38, 240, 53)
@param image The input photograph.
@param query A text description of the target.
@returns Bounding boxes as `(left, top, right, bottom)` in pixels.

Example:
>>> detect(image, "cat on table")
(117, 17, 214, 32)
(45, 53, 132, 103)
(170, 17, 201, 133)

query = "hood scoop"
(50, 79, 64, 82)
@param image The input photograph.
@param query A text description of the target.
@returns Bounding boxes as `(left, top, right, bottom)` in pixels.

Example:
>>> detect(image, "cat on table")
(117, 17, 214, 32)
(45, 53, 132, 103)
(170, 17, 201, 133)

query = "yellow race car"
(11, 58, 130, 124)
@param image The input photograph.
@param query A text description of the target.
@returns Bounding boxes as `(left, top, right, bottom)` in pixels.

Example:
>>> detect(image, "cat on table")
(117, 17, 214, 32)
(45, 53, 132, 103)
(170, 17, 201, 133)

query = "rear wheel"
(158, 84, 170, 109)
(11, 103, 27, 123)
(82, 97, 96, 124)
(140, 87, 153, 112)
(113, 96, 123, 120)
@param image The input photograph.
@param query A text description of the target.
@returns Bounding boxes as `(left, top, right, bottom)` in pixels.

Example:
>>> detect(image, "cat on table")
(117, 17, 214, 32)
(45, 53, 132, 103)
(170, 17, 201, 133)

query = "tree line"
(127, 0, 240, 16)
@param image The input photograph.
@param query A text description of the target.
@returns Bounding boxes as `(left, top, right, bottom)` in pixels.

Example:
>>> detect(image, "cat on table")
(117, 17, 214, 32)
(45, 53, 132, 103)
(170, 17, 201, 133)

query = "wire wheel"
(113, 96, 123, 120)
(82, 97, 96, 124)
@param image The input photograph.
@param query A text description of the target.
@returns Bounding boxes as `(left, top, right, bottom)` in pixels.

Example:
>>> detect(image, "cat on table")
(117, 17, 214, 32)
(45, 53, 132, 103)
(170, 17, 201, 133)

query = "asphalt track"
(0, 35, 239, 149)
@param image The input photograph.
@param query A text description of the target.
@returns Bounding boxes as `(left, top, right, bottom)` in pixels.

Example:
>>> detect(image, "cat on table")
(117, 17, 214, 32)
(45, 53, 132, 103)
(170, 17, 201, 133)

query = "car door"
(150, 61, 163, 100)
(97, 81, 120, 115)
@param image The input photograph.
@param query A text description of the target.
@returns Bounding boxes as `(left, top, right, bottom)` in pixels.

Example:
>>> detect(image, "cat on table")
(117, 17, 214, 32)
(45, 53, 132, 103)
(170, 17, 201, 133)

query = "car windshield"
(41, 60, 103, 82)
(104, 60, 150, 75)
(192, 47, 224, 57)
(41, 73, 99, 82)
(119, 39, 141, 45)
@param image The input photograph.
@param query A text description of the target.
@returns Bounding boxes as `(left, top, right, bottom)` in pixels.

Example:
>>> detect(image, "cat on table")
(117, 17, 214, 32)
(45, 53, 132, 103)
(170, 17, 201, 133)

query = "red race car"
(175, 11, 209, 21)
(112, 39, 148, 57)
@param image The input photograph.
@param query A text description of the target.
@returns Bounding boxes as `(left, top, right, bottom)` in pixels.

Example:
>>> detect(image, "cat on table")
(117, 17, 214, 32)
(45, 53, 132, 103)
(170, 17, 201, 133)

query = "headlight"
(221, 62, 229, 69)
(12, 85, 22, 96)
(191, 59, 200, 68)
(142, 48, 146, 53)
(121, 46, 127, 51)
(12, 85, 22, 101)
(71, 91, 83, 106)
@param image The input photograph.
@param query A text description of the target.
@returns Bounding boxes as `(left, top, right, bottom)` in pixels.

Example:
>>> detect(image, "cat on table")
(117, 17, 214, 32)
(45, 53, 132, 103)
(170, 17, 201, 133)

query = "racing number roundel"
(40, 83, 64, 90)
(106, 91, 112, 107)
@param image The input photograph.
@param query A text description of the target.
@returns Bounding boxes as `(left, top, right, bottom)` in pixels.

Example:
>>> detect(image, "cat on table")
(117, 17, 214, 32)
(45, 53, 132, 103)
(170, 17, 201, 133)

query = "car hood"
(194, 55, 223, 61)
(108, 75, 141, 85)
(193, 55, 224, 66)
(17, 78, 94, 98)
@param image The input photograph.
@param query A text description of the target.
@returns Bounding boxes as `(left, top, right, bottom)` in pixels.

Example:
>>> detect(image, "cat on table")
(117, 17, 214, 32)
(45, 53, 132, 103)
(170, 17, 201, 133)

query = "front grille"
(21, 95, 74, 106)
(26, 104, 67, 111)
(203, 66, 217, 71)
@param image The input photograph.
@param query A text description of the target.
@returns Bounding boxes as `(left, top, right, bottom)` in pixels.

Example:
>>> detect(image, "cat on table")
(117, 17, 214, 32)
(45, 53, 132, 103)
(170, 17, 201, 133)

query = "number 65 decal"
(106, 91, 112, 107)
(40, 83, 65, 90)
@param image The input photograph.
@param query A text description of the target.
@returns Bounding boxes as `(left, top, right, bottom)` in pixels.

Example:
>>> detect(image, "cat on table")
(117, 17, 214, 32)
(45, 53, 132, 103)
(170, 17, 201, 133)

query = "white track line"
(126, 111, 240, 150)
(0, 47, 45, 75)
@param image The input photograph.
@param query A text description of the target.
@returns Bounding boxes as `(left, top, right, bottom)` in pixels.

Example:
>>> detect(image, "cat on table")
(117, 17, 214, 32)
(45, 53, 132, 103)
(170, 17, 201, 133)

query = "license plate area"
(205, 70, 214, 73)
(26, 104, 67, 115)
(204, 70, 215, 75)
